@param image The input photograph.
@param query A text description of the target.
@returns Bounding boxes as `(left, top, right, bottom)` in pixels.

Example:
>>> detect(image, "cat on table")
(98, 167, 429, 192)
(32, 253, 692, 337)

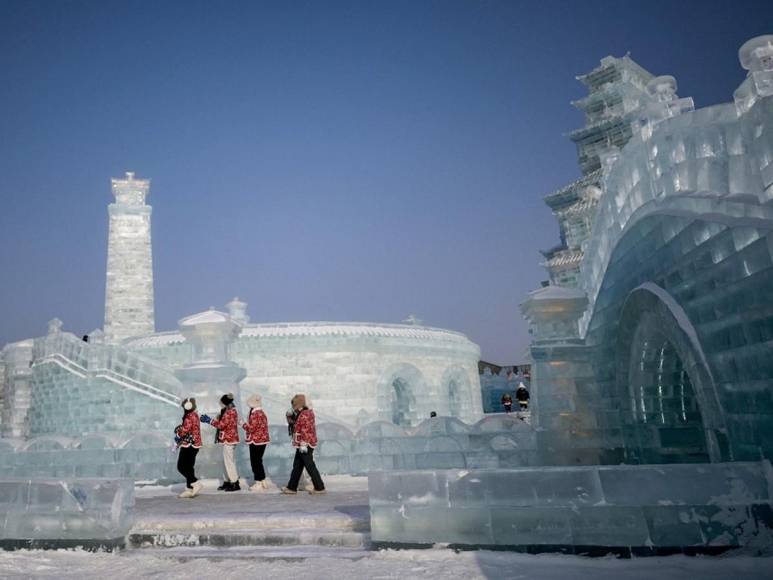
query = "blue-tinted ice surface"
(368, 462, 773, 549)
(0, 479, 134, 543)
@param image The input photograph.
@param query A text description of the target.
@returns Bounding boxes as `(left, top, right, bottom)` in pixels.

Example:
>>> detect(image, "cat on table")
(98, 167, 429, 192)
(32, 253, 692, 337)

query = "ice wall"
(0, 478, 134, 549)
(369, 462, 773, 552)
(127, 320, 484, 429)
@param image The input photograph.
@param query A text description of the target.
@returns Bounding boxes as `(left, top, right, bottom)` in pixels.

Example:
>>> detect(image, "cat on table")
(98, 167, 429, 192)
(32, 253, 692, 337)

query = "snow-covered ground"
(1, 547, 772, 580)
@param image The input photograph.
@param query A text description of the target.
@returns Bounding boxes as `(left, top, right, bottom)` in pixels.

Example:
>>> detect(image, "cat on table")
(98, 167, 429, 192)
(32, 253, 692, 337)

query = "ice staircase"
(32, 332, 183, 406)
(125, 480, 372, 560)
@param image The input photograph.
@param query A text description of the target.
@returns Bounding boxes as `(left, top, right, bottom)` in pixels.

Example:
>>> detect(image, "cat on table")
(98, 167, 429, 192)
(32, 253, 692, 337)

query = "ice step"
(124, 544, 371, 561)
(129, 528, 371, 549)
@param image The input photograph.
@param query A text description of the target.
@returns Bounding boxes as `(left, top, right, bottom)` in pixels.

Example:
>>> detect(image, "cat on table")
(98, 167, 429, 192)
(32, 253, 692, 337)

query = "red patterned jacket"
(210, 407, 239, 444)
(292, 409, 318, 448)
(243, 408, 270, 445)
(176, 411, 203, 448)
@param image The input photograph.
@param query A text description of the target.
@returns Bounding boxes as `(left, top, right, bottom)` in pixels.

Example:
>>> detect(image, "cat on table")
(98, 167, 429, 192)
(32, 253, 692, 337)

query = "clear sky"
(1, 0, 771, 363)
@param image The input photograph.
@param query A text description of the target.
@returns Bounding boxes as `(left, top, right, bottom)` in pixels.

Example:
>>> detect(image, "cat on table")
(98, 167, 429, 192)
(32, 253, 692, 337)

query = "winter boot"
(178, 487, 194, 499)
(225, 481, 240, 492)
(281, 486, 297, 495)
(190, 481, 203, 497)
(261, 479, 271, 490)
(217, 481, 230, 491)
(249, 481, 266, 492)
(308, 488, 327, 495)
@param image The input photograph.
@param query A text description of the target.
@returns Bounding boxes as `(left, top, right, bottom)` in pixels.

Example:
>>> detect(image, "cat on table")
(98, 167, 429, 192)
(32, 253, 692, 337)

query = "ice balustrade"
(32, 331, 183, 406)
(0, 478, 134, 548)
(368, 462, 773, 551)
(0, 416, 541, 481)
(578, 93, 773, 336)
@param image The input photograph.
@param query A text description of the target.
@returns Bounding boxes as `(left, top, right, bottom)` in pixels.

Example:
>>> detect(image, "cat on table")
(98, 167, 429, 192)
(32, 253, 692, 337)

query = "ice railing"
(578, 94, 773, 336)
(32, 332, 182, 406)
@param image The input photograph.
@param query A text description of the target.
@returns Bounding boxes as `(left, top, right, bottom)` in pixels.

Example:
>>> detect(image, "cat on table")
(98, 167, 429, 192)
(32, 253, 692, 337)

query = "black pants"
(287, 448, 325, 491)
(177, 446, 199, 488)
(249, 443, 267, 482)
(503, 403, 512, 413)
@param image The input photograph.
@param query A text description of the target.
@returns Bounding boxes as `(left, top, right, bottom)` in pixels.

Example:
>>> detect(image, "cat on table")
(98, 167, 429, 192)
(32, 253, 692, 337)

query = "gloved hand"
(201, 414, 211, 424)
(299, 444, 309, 454)
(174, 436, 182, 445)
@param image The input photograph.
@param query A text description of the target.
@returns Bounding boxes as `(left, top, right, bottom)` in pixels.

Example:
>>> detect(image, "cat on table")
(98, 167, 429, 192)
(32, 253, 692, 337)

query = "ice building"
(0, 170, 483, 449)
(522, 35, 773, 466)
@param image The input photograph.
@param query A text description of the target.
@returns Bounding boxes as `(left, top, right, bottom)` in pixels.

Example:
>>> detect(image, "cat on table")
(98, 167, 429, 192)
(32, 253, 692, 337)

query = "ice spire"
(103, 171, 155, 342)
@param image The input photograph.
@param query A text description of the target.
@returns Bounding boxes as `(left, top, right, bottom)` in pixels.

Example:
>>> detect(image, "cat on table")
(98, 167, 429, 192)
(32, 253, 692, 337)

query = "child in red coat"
(201, 393, 241, 492)
(243, 393, 271, 491)
(175, 397, 203, 498)
(281, 394, 325, 495)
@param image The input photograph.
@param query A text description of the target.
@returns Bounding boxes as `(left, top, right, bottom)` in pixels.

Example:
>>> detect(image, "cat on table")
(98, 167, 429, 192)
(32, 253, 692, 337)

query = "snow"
(0, 547, 771, 580)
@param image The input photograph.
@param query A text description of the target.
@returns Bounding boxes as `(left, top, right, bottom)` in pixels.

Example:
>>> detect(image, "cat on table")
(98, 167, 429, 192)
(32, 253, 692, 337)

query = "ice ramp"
(368, 461, 773, 555)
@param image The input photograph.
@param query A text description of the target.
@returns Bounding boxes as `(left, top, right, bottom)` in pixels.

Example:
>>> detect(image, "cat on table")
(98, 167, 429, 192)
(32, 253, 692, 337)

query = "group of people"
(173, 392, 326, 499)
(501, 383, 530, 414)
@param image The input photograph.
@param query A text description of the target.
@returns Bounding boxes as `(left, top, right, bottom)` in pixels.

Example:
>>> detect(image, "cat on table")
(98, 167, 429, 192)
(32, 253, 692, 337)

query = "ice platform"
(127, 475, 371, 558)
(368, 461, 773, 554)
(0, 478, 134, 550)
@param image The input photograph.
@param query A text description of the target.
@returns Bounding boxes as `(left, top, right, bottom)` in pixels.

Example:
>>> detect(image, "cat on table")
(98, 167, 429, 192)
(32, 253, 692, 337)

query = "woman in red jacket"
(281, 394, 325, 495)
(202, 393, 241, 492)
(243, 393, 271, 491)
(175, 397, 203, 498)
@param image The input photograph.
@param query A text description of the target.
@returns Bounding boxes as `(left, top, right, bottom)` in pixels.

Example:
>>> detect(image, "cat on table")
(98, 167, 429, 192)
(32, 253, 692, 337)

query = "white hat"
(246, 394, 262, 408)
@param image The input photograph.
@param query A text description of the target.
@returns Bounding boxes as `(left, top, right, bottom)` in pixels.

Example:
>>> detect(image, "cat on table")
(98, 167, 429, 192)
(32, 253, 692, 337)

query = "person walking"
(516, 382, 530, 412)
(175, 397, 203, 498)
(281, 394, 325, 495)
(201, 393, 241, 492)
(243, 394, 271, 491)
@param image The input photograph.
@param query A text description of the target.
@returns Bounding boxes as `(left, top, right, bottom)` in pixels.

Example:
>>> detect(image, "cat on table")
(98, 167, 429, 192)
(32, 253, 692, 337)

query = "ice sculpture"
(175, 308, 246, 414)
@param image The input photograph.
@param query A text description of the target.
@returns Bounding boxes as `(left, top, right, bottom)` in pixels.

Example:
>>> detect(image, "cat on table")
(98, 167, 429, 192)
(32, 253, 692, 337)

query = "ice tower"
(103, 172, 155, 342)
(542, 56, 660, 287)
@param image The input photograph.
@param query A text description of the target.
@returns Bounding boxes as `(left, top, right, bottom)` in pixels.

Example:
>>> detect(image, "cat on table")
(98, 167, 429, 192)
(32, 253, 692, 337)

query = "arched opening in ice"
(447, 379, 461, 417)
(391, 377, 415, 427)
(627, 320, 708, 461)
(614, 284, 728, 463)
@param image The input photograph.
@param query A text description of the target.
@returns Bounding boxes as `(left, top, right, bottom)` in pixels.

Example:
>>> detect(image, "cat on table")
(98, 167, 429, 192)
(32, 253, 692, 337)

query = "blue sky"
(1, 0, 771, 362)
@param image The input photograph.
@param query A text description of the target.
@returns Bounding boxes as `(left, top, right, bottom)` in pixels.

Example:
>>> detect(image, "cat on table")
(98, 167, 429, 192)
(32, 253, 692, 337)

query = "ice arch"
(440, 366, 472, 419)
(376, 363, 427, 428)
(615, 283, 729, 463)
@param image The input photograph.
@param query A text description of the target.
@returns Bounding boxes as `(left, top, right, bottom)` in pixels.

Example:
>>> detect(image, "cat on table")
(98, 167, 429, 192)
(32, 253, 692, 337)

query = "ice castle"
(0, 170, 484, 439)
(1, 34, 773, 554)
(520, 34, 773, 466)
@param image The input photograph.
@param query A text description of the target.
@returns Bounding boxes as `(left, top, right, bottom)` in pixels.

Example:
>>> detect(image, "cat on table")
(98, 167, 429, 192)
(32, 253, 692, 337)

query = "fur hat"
(291, 394, 306, 410)
(246, 394, 262, 408)
(182, 397, 196, 411)
(220, 393, 235, 407)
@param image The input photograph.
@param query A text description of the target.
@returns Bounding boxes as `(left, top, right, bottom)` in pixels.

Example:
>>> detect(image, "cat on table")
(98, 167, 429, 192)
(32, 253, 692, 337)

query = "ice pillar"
(175, 309, 246, 416)
(521, 286, 605, 464)
(103, 172, 155, 342)
(0, 339, 34, 438)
